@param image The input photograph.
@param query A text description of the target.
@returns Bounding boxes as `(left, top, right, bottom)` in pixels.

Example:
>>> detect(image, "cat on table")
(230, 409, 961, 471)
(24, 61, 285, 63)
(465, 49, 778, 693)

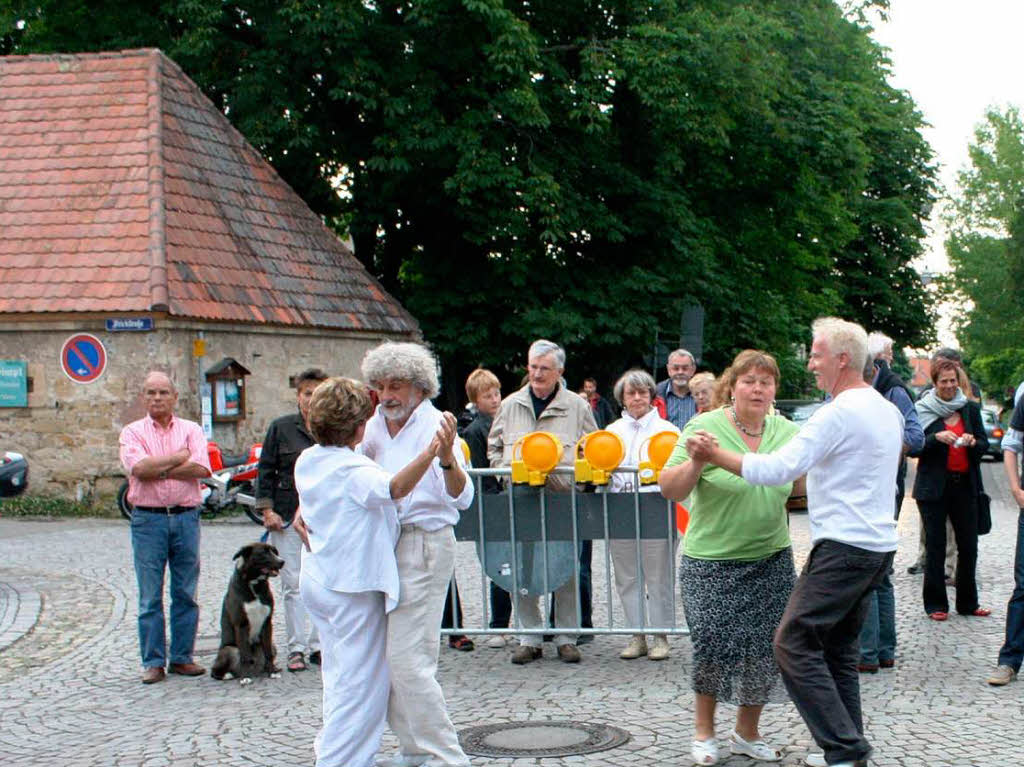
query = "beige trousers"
(609, 538, 680, 630)
(386, 525, 469, 767)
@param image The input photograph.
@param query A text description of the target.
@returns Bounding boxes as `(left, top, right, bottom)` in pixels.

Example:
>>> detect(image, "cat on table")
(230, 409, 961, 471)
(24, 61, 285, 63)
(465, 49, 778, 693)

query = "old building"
(0, 50, 418, 499)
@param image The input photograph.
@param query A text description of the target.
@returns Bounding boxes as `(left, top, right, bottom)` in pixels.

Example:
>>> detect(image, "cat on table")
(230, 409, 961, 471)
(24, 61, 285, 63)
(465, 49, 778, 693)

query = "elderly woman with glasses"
(605, 369, 681, 661)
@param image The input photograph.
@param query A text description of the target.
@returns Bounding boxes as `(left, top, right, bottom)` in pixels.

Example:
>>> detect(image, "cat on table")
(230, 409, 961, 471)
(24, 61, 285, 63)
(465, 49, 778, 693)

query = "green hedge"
(0, 494, 112, 518)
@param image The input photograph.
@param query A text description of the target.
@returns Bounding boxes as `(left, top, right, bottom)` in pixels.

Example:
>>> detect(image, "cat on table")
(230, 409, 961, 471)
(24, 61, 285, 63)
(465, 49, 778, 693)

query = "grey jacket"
(487, 384, 598, 492)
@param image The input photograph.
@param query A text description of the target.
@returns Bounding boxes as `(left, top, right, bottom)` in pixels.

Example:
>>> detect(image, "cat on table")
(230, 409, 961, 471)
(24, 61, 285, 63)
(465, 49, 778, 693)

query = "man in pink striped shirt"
(119, 371, 211, 684)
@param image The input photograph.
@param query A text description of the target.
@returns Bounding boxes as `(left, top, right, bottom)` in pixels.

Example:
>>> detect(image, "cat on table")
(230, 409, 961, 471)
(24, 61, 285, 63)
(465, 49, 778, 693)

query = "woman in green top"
(660, 350, 804, 766)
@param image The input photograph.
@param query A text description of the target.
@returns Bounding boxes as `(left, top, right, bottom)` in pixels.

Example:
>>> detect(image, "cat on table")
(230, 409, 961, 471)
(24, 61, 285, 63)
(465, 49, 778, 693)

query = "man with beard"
(359, 342, 474, 767)
(657, 349, 699, 431)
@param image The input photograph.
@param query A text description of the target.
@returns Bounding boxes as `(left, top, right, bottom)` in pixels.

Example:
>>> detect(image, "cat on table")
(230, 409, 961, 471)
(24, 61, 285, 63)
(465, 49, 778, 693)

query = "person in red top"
(912, 358, 990, 621)
(119, 371, 211, 684)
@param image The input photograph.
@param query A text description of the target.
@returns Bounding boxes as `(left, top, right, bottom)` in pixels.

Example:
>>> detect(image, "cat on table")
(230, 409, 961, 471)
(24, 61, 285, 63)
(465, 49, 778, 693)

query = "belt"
(133, 505, 196, 514)
(947, 472, 968, 483)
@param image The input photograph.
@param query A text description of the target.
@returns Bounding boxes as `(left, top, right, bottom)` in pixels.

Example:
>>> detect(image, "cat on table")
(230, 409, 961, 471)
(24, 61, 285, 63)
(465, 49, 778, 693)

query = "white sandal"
(729, 729, 782, 762)
(692, 737, 719, 765)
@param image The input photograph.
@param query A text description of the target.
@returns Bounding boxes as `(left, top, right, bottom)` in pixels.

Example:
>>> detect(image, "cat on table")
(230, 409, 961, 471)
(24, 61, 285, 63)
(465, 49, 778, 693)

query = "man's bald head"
(143, 371, 175, 393)
(142, 371, 178, 423)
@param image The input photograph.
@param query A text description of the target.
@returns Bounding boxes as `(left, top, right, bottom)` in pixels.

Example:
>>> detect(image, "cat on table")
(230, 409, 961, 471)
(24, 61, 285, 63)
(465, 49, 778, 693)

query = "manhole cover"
(460, 720, 631, 758)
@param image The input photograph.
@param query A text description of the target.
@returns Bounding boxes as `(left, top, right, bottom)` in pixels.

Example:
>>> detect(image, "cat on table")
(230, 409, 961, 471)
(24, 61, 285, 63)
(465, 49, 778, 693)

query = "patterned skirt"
(679, 547, 795, 706)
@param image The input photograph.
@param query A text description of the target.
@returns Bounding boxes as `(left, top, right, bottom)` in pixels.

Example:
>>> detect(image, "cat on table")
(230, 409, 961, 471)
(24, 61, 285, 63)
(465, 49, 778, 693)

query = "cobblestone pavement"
(1, 461, 1023, 766)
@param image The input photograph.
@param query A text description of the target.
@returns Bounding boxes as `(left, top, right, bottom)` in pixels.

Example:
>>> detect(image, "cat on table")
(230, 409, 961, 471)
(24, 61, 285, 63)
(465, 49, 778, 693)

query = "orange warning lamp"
(511, 432, 563, 485)
(638, 430, 680, 485)
(676, 503, 690, 533)
(574, 430, 625, 484)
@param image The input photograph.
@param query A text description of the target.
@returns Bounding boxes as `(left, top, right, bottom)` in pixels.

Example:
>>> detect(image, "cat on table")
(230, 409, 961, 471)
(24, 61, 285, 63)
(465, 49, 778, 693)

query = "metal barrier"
(444, 466, 689, 638)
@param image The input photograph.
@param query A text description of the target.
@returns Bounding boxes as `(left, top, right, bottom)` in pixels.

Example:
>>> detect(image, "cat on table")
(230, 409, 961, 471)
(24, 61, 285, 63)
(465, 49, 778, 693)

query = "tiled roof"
(0, 49, 418, 333)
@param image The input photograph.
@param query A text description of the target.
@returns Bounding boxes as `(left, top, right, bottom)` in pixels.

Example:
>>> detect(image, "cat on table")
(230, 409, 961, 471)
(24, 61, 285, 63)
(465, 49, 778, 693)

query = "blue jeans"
(858, 571, 895, 664)
(130, 508, 201, 667)
(997, 509, 1024, 671)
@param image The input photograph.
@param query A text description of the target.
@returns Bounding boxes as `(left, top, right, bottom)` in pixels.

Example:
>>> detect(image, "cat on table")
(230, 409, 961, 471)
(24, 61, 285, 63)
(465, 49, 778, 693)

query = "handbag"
(977, 492, 992, 535)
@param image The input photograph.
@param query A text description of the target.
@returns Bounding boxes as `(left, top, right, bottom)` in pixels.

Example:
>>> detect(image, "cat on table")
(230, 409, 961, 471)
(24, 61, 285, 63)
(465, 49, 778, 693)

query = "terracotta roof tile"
(0, 49, 417, 334)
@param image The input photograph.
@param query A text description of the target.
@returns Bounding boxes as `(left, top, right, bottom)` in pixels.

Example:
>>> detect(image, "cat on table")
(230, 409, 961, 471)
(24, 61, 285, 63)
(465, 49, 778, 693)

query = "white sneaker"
(376, 755, 429, 767)
(485, 634, 508, 648)
(805, 754, 826, 767)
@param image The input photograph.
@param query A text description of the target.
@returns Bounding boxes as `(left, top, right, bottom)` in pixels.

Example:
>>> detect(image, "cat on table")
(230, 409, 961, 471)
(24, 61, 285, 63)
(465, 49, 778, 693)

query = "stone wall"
(0, 316, 408, 500)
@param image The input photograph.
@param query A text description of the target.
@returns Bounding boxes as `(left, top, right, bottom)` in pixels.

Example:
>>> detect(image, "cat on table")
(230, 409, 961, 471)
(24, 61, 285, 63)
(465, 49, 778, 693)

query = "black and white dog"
(210, 542, 285, 684)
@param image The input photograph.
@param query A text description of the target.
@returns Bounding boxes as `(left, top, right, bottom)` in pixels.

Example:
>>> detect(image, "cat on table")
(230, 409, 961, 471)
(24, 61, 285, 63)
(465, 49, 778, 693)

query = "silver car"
(980, 408, 1005, 461)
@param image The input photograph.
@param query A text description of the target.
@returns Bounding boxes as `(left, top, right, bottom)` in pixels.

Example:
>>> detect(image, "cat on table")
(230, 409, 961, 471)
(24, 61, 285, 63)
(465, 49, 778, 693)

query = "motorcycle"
(118, 441, 263, 524)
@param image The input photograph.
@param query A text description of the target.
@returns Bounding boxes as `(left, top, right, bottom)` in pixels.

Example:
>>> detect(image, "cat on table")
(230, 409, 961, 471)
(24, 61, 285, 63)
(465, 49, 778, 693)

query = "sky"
(869, 0, 1024, 277)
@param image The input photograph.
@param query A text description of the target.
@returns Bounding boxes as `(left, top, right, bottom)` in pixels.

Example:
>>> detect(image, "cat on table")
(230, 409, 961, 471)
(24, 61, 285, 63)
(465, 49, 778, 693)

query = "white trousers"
(514, 579, 578, 648)
(270, 525, 319, 655)
(387, 526, 469, 767)
(609, 538, 679, 630)
(300, 576, 388, 767)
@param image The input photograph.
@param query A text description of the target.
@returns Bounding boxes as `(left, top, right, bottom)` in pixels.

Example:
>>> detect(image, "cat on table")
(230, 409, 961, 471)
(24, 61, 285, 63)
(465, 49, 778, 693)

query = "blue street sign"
(105, 317, 154, 332)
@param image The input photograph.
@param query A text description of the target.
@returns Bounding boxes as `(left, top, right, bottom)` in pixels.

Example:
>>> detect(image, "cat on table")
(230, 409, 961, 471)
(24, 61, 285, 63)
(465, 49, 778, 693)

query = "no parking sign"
(60, 333, 107, 383)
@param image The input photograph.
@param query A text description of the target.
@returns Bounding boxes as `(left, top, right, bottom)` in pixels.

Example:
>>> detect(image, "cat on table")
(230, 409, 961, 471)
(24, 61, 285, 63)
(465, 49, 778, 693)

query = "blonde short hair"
(812, 317, 868, 374)
(465, 368, 500, 404)
(689, 371, 716, 393)
(307, 377, 374, 447)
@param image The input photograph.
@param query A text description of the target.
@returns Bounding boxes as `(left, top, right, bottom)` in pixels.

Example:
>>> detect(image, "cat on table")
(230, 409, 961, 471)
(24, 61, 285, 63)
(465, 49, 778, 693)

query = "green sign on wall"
(0, 360, 28, 407)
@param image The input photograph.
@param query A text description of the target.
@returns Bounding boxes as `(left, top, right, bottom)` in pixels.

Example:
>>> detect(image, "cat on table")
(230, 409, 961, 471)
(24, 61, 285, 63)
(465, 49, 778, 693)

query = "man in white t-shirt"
(687, 318, 902, 767)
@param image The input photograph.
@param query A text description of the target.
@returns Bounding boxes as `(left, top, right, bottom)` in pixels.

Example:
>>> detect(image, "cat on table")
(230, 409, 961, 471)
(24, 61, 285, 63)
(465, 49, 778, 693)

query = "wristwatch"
(439, 462, 454, 471)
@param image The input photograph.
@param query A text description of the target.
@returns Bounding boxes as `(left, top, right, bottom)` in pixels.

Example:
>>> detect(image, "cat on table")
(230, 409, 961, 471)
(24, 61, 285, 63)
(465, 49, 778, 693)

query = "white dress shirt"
(605, 408, 680, 494)
(360, 400, 474, 531)
(295, 444, 401, 612)
(741, 387, 902, 553)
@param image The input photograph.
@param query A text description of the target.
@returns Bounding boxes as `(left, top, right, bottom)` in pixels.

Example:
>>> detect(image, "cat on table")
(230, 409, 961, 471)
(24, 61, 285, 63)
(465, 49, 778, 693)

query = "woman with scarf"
(606, 369, 680, 661)
(912, 357, 990, 621)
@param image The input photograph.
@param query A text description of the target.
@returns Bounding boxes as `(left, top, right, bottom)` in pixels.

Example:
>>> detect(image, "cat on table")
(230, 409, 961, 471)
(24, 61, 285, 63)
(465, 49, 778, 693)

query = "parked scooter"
(118, 441, 263, 524)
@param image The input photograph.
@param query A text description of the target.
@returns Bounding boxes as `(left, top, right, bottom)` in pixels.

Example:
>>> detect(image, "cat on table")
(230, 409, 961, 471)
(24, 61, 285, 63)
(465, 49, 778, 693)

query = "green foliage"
(2, 0, 936, 403)
(945, 106, 1024, 400)
(0, 494, 105, 518)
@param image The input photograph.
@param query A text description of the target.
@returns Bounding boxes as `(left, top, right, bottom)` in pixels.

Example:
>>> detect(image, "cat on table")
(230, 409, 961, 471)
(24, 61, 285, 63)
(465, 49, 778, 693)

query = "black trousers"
(919, 474, 979, 615)
(774, 540, 893, 765)
(489, 580, 512, 629)
(441, 577, 464, 631)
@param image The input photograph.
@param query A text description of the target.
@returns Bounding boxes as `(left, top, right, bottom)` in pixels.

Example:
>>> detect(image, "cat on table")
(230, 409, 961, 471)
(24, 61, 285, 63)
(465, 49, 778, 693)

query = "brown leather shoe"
(510, 645, 542, 665)
(141, 667, 165, 684)
(168, 662, 205, 676)
(557, 643, 581, 663)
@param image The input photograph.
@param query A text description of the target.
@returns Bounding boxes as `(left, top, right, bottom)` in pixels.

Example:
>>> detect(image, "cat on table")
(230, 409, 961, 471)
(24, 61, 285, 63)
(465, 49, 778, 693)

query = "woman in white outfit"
(295, 378, 449, 767)
(606, 369, 681, 661)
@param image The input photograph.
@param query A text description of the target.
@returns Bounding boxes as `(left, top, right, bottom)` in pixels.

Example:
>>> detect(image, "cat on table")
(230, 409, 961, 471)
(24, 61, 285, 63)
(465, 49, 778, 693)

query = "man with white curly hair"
(359, 341, 474, 767)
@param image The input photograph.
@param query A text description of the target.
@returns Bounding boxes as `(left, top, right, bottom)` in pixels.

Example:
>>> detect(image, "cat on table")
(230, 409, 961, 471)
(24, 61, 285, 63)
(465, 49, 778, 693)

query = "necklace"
(729, 406, 765, 438)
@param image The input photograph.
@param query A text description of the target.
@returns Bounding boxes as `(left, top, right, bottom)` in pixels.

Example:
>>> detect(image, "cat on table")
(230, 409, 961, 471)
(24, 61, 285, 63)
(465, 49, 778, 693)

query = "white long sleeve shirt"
(605, 408, 680, 494)
(295, 445, 401, 611)
(359, 400, 474, 530)
(741, 386, 902, 553)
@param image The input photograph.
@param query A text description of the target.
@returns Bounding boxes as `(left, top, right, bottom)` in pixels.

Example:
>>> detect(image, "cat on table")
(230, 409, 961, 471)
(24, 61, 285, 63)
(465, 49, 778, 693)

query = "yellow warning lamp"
(638, 430, 680, 485)
(511, 432, 563, 485)
(574, 430, 625, 485)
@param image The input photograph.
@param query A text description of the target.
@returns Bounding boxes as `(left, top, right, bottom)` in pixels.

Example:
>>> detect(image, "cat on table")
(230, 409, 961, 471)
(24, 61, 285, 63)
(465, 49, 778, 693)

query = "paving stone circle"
(459, 719, 632, 757)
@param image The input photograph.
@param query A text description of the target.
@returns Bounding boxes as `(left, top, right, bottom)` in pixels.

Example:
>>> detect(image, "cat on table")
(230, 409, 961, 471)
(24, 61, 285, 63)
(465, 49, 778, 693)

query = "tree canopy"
(2, 0, 936, 403)
(944, 106, 1024, 402)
